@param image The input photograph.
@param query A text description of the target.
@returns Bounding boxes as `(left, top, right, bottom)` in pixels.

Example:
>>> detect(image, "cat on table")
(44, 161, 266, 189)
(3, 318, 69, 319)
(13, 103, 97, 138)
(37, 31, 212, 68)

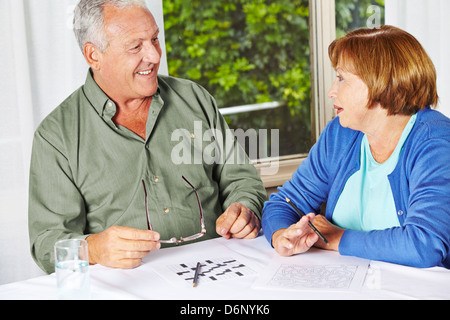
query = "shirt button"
(153, 177, 159, 183)
(397, 210, 404, 216)
(164, 208, 170, 214)
(190, 133, 195, 139)
(107, 101, 113, 108)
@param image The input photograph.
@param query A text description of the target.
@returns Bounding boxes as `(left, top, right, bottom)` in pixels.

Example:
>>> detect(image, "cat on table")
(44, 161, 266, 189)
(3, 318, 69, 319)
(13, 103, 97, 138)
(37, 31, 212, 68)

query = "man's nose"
(142, 43, 161, 64)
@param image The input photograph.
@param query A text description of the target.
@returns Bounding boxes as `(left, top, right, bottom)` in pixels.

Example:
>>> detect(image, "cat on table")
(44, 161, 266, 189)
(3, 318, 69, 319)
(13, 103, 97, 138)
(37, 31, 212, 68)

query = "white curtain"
(386, 0, 450, 118)
(0, 0, 166, 285)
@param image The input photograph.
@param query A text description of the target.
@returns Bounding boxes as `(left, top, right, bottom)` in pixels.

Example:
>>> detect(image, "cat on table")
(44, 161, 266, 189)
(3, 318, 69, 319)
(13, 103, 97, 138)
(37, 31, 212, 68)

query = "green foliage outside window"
(164, 0, 311, 157)
(336, 0, 385, 38)
(164, 0, 310, 113)
(163, 0, 384, 157)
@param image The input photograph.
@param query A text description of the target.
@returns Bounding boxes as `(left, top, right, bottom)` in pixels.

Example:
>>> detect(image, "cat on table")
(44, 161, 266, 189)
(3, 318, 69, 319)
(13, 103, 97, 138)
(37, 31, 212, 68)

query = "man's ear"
(83, 43, 101, 70)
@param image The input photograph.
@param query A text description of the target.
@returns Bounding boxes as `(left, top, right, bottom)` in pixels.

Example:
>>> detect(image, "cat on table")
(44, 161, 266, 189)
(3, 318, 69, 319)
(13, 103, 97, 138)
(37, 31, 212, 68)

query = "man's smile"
(136, 67, 155, 76)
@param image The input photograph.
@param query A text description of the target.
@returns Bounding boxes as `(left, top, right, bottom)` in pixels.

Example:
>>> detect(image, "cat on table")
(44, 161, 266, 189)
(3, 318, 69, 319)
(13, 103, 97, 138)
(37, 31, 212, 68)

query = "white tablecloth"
(1, 236, 449, 300)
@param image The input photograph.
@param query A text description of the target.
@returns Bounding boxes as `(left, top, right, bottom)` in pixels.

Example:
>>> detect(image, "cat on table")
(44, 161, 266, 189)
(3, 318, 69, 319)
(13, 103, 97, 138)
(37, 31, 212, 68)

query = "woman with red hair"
(262, 26, 450, 268)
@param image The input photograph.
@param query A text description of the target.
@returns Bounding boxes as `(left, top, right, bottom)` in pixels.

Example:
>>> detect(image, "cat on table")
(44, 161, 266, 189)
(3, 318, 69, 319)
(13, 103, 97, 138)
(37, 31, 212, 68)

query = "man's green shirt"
(29, 70, 267, 273)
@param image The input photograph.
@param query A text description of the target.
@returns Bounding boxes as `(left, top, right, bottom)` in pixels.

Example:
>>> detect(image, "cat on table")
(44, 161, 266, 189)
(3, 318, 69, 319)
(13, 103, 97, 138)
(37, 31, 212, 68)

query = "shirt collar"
(82, 69, 112, 117)
(82, 68, 162, 118)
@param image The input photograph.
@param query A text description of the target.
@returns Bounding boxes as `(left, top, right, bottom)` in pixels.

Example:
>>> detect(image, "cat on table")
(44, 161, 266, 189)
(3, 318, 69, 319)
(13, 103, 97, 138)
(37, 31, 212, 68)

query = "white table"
(1, 236, 449, 301)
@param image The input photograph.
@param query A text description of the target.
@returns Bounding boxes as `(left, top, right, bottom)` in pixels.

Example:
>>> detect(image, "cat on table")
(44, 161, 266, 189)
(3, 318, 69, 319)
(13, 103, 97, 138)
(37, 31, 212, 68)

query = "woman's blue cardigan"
(262, 107, 450, 268)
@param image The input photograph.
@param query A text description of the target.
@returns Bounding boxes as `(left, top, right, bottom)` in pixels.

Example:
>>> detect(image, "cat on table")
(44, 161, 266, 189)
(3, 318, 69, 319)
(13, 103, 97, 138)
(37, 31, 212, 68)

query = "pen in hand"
(285, 197, 329, 244)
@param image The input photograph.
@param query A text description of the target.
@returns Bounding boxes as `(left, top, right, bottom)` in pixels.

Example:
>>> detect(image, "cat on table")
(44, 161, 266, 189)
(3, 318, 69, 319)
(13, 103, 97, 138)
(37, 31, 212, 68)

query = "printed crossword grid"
(167, 257, 256, 284)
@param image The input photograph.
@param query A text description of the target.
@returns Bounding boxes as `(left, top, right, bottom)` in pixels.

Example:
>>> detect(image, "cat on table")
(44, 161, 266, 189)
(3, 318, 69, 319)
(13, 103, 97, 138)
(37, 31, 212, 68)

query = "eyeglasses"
(142, 176, 206, 244)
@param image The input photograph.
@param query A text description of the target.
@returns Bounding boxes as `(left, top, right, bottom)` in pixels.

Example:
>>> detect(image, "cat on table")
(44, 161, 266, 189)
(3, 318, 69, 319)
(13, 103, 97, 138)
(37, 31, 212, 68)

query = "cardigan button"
(397, 210, 404, 216)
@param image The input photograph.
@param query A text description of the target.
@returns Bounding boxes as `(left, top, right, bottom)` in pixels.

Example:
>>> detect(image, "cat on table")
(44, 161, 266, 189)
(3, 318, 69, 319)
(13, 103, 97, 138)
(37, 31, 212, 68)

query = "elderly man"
(29, 0, 267, 274)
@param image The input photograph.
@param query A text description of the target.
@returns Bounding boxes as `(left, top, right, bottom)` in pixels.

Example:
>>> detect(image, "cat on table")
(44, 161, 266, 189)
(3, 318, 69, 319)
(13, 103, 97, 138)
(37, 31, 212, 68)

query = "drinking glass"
(54, 239, 91, 300)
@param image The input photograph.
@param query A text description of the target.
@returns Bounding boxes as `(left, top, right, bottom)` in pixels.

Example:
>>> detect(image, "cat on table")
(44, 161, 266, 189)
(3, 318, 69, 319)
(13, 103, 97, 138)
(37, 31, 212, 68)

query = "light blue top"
(332, 114, 417, 231)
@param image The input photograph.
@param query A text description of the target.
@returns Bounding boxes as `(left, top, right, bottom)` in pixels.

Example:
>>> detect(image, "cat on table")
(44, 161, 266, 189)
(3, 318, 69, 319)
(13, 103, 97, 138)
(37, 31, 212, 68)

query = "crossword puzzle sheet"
(152, 256, 257, 287)
(252, 255, 369, 292)
(269, 264, 359, 289)
(167, 257, 256, 285)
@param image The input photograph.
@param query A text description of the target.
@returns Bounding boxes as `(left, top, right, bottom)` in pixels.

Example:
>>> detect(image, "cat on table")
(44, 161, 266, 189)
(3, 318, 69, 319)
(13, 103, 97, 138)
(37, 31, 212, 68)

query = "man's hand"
(86, 226, 161, 269)
(216, 203, 261, 239)
(271, 213, 319, 257)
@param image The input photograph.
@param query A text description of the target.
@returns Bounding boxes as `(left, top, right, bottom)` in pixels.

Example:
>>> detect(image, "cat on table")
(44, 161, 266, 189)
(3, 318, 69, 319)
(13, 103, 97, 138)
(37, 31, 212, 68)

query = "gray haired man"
(29, 0, 267, 273)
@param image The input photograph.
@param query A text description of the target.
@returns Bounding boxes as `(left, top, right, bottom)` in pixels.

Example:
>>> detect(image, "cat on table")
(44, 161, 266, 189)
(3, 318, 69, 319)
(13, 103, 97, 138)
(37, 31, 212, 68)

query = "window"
(163, 0, 312, 180)
(163, 0, 385, 187)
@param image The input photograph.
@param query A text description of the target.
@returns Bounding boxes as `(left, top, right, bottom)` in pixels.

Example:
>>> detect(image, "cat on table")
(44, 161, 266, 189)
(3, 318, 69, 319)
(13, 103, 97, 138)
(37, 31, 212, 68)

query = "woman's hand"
(271, 214, 346, 257)
(310, 215, 345, 251)
(271, 213, 319, 257)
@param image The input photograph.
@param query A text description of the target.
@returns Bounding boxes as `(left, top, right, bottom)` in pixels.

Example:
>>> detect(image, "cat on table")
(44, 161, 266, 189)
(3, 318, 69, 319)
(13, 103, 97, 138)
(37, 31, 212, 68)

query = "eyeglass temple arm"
(182, 176, 206, 230)
(142, 180, 152, 231)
